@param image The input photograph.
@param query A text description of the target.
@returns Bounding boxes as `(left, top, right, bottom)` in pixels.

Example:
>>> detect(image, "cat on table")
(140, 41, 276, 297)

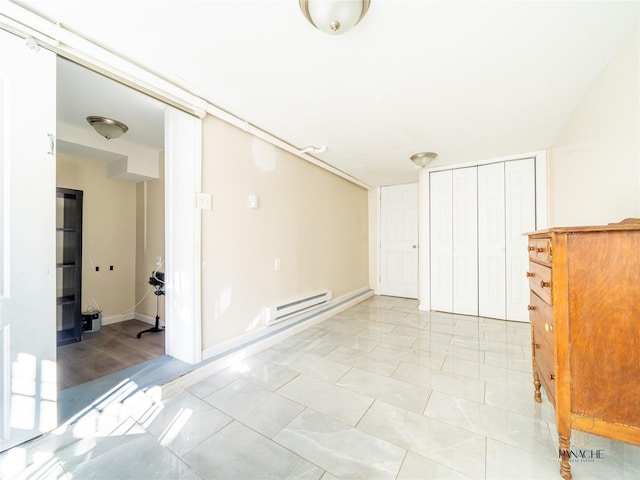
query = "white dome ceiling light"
(299, 0, 370, 35)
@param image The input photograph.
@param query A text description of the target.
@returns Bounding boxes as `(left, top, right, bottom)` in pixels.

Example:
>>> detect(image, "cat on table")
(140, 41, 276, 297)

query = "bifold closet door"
(452, 167, 478, 315)
(478, 163, 506, 319)
(505, 158, 536, 321)
(429, 170, 453, 312)
(430, 159, 536, 321)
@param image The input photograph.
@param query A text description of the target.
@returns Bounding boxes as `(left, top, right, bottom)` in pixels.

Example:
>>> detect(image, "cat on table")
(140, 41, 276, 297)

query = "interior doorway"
(1, 30, 202, 451)
(55, 57, 167, 391)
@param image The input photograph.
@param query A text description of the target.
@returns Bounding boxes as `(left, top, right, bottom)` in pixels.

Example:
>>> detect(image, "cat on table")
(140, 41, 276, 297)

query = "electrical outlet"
(156, 256, 162, 267)
(274, 257, 281, 271)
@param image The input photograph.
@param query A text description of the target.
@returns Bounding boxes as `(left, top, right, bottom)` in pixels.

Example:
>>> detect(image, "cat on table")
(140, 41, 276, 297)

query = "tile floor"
(3, 296, 640, 479)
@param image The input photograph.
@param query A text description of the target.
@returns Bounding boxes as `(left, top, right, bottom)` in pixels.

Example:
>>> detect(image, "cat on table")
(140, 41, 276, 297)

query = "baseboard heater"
(265, 290, 332, 326)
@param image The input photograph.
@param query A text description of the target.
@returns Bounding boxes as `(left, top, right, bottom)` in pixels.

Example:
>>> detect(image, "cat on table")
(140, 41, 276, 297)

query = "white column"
(164, 107, 202, 364)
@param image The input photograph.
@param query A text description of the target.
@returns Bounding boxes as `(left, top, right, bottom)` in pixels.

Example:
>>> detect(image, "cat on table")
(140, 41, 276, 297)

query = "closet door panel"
(452, 167, 478, 315)
(505, 158, 536, 321)
(429, 170, 453, 312)
(478, 163, 506, 319)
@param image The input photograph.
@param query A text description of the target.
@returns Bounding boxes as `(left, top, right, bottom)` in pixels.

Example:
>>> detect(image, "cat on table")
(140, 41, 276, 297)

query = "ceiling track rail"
(0, 2, 371, 190)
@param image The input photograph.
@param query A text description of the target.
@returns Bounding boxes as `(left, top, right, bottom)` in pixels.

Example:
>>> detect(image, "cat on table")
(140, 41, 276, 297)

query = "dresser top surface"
(526, 220, 640, 237)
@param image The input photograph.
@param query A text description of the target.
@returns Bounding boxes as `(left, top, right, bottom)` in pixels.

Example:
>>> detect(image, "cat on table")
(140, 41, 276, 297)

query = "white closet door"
(505, 158, 536, 321)
(379, 183, 419, 298)
(478, 163, 506, 319)
(452, 167, 478, 315)
(429, 170, 453, 312)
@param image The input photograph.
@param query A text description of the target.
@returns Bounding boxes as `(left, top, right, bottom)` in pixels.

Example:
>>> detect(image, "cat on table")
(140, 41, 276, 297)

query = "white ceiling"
(19, 0, 640, 187)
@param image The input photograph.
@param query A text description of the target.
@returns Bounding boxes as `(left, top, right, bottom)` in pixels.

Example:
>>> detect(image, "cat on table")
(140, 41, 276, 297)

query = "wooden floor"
(57, 319, 165, 390)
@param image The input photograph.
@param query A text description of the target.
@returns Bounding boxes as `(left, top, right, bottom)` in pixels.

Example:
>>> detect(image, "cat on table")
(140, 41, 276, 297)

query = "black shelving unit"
(56, 188, 83, 346)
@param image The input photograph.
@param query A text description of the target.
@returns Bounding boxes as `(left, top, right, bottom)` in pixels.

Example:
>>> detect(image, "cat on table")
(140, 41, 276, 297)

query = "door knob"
(412, 245, 417, 249)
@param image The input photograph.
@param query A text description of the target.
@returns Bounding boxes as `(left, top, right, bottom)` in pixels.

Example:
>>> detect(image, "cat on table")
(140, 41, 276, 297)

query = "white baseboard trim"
(100, 313, 155, 326)
(101, 314, 130, 326)
(134, 313, 158, 326)
(161, 286, 373, 399)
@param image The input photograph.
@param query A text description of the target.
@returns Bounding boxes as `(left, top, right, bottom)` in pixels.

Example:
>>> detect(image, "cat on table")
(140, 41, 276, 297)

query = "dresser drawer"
(528, 237, 552, 265)
(534, 355, 556, 406)
(527, 262, 553, 305)
(529, 291, 555, 356)
(530, 302, 556, 406)
(532, 324, 556, 406)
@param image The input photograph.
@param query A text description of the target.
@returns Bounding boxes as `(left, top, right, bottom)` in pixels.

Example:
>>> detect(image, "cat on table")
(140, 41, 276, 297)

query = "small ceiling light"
(299, 0, 370, 35)
(410, 152, 438, 168)
(86, 116, 128, 140)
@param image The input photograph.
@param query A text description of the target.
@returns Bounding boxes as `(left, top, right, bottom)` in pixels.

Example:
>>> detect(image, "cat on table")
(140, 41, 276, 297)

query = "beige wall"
(57, 154, 137, 320)
(548, 30, 639, 226)
(135, 154, 165, 321)
(201, 116, 369, 349)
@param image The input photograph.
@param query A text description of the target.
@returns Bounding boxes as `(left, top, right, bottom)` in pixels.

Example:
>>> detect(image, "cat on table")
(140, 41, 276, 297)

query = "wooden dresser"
(526, 224, 640, 479)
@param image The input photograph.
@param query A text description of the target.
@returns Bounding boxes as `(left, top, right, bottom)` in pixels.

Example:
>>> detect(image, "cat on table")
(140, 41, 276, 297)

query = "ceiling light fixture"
(86, 116, 129, 140)
(299, 0, 370, 35)
(410, 152, 438, 168)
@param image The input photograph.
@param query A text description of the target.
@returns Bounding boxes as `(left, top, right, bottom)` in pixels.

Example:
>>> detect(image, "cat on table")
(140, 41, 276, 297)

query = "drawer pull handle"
(527, 246, 536, 252)
(536, 246, 544, 253)
(527, 305, 535, 311)
(547, 372, 555, 382)
(544, 323, 554, 333)
(540, 280, 551, 289)
(526, 272, 534, 278)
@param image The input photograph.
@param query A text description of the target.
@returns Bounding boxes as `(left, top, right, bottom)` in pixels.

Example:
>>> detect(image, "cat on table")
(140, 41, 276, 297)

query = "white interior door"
(429, 171, 453, 311)
(505, 158, 536, 321)
(452, 167, 478, 315)
(379, 183, 418, 298)
(478, 163, 506, 319)
(0, 30, 57, 451)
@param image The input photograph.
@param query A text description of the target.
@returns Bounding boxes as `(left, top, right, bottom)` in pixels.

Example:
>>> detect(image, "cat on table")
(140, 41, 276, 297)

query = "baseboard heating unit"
(265, 291, 332, 326)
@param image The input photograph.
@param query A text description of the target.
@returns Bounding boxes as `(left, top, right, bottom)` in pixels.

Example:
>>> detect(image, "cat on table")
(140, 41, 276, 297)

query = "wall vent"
(265, 291, 332, 326)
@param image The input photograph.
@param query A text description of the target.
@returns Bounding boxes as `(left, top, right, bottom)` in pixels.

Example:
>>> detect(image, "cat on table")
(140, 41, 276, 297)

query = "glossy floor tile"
(3, 296, 640, 479)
